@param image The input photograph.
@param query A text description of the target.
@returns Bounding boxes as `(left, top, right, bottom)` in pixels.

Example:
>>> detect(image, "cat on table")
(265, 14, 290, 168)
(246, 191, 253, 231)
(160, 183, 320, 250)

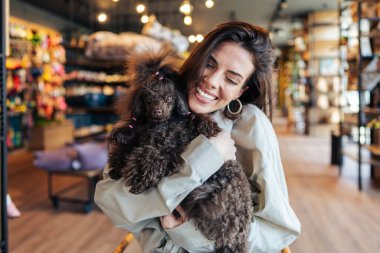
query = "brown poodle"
(108, 46, 254, 253)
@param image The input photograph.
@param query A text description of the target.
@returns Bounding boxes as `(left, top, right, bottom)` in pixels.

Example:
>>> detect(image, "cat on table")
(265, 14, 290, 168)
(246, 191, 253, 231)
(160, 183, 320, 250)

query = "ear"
(131, 90, 144, 119)
(236, 86, 249, 99)
(175, 90, 189, 116)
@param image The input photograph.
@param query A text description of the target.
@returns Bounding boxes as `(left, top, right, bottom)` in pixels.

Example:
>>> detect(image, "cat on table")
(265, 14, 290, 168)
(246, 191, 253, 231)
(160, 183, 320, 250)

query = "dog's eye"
(165, 96, 173, 103)
(144, 97, 154, 104)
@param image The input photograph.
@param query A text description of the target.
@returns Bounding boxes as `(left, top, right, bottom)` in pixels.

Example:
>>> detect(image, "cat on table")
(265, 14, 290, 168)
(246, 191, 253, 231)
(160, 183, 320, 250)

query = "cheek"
(188, 94, 196, 110)
(223, 86, 243, 101)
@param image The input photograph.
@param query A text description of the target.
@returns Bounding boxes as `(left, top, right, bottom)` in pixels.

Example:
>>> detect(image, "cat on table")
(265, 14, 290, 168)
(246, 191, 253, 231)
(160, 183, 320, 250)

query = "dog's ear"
(175, 90, 189, 116)
(131, 89, 145, 119)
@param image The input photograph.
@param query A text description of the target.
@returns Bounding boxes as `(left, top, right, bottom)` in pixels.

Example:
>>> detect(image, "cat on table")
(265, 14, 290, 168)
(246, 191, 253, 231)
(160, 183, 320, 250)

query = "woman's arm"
(94, 134, 224, 229)
(95, 133, 228, 252)
(232, 105, 301, 253)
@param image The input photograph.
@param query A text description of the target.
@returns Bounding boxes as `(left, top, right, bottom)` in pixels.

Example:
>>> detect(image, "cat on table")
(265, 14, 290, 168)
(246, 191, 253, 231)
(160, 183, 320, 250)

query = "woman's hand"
(160, 205, 188, 229)
(209, 131, 236, 161)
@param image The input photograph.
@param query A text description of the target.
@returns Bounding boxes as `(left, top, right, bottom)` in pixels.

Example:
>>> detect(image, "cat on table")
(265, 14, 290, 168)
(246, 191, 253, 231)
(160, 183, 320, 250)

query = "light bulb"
(184, 16, 192, 25)
(97, 13, 107, 23)
(196, 34, 204, 42)
(180, 0, 193, 15)
(188, 35, 196, 43)
(136, 4, 146, 13)
(205, 0, 214, 8)
(141, 15, 149, 23)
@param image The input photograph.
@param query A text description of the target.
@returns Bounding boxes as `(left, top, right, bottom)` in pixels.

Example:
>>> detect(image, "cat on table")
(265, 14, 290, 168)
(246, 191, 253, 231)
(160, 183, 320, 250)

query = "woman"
(95, 21, 300, 253)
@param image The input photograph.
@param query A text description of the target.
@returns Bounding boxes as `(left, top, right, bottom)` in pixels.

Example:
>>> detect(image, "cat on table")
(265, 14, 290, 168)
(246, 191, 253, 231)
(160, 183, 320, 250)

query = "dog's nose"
(153, 108, 163, 116)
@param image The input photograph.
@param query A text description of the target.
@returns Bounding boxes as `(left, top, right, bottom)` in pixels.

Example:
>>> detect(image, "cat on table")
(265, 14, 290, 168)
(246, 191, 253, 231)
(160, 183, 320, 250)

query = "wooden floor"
(7, 116, 380, 253)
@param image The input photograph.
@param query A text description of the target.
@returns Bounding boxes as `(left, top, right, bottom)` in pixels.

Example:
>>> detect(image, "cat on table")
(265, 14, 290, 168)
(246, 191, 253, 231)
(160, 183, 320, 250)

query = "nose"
(153, 107, 163, 116)
(204, 72, 221, 89)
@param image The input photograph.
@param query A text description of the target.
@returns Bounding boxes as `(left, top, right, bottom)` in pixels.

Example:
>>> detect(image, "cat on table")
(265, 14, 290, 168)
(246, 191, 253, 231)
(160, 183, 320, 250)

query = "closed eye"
(206, 56, 217, 69)
(206, 62, 215, 69)
(226, 77, 238, 85)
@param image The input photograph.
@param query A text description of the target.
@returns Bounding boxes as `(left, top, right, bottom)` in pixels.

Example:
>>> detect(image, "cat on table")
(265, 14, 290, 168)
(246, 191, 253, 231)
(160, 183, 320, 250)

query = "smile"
(196, 87, 217, 101)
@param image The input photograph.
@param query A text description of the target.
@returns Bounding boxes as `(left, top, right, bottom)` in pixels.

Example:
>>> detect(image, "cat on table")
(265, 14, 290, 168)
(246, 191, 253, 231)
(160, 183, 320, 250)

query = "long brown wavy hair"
(179, 21, 275, 119)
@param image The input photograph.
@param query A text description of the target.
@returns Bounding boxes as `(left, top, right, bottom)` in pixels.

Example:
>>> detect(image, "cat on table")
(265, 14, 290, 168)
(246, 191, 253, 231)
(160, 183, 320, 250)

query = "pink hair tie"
(155, 71, 164, 80)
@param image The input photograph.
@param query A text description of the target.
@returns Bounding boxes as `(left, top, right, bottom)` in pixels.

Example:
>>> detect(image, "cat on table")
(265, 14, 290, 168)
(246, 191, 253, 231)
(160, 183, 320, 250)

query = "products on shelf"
(84, 31, 161, 60)
(142, 16, 189, 53)
(5, 20, 67, 149)
(64, 70, 128, 83)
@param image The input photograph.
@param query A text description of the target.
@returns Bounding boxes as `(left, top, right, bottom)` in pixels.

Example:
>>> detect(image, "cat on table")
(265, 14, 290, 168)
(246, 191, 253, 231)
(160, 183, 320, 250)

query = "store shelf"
(64, 80, 128, 87)
(363, 107, 380, 115)
(6, 111, 25, 117)
(67, 106, 115, 114)
(363, 17, 380, 22)
(344, 144, 380, 167)
(338, 0, 380, 191)
(65, 58, 125, 72)
(74, 125, 107, 140)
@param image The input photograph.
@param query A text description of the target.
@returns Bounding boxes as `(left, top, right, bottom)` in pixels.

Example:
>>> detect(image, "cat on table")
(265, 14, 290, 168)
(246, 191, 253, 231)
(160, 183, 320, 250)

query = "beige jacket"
(94, 104, 301, 253)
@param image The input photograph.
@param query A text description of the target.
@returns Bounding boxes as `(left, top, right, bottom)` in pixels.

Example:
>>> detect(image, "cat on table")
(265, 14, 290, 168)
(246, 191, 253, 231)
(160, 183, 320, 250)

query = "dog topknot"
(116, 45, 183, 121)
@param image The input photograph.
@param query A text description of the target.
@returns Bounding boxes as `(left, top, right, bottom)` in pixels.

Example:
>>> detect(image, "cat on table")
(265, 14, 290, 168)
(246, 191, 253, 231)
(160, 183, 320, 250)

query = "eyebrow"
(209, 55, 244, 79)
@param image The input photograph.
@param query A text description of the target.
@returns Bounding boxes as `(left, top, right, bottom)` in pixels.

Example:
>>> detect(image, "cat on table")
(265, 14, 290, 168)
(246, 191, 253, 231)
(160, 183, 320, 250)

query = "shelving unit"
(307, 10, 341, 134)
(278, 20, 311, 135)
(63, 45, 127, 140)
(338, 0, 380, 190)
(5, 18, 68, 151)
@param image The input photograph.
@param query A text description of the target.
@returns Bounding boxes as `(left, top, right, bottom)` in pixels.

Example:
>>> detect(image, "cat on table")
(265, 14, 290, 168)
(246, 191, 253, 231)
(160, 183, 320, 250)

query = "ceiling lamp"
(281, 0, 288, 9)
(112, 0, 119, 2)
(141, 14, 149, 24)
(196, 34, 204, 42)
(184, 15, 192, 26)
(188, 35, 196, 43)
(97, 13, 108, 23)
(180, 0, 193, 15)
(136, 3, 146, 13)
(205, 0, 214, 8)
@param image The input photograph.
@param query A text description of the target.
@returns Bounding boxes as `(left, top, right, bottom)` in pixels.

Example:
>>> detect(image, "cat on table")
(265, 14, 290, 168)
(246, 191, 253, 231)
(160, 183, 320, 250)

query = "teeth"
(196, 87, 216, 101)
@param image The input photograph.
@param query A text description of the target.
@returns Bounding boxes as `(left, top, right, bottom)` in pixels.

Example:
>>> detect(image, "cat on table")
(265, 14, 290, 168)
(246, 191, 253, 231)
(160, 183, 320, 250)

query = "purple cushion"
(34, 142, 108, 171)
(73, 142, 108, 170)
(34, 147, 77, 171)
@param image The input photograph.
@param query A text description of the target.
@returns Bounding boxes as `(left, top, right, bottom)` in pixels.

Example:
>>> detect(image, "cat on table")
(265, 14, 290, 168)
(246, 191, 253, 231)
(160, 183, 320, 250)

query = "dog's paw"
(198, 118, 221, 138)
(123, 167, 141, 187)
(108, 169, 121, 180)
(123, 145, 166, 194)
(129, 182, 150, 194)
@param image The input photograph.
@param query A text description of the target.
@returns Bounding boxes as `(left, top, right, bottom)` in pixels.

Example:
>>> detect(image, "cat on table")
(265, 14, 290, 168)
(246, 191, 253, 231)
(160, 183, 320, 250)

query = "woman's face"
(188, 42, 254, 114)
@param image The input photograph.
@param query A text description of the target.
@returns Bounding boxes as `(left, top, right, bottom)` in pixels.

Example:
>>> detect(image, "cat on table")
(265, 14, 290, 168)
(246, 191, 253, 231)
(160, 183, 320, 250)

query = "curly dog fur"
(108, 46, 254, 253)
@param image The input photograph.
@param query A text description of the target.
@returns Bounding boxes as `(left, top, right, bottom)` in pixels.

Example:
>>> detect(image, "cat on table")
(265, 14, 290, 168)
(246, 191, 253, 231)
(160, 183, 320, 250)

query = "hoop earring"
(227, 99, 242, 115)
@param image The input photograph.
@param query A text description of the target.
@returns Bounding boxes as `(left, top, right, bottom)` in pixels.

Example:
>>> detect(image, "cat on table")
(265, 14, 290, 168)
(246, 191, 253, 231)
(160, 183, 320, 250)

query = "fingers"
(160, 214, 177, 229)
(160, 205, 188, 229)
(209, 131, 236, 161)
(175, 205, 188, 221)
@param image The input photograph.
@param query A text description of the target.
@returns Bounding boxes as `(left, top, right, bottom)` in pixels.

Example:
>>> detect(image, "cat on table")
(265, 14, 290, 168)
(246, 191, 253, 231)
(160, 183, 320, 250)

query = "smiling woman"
(187, 42, 254, 115)
(95, 21, 301, 253)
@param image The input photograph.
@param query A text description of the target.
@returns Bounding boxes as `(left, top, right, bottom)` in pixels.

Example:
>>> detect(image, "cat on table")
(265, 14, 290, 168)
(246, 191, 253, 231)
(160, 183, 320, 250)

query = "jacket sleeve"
(232, 105, 301, 253)
(94, 134, 223, 244)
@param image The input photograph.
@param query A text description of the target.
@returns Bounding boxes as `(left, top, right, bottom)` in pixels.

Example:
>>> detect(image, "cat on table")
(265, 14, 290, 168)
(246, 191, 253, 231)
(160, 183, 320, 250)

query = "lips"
(195, 87, 217, 101)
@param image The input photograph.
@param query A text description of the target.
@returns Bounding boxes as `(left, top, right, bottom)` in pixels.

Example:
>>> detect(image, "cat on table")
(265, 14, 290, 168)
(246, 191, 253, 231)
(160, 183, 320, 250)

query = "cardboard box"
(28, 120, 74, 150)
